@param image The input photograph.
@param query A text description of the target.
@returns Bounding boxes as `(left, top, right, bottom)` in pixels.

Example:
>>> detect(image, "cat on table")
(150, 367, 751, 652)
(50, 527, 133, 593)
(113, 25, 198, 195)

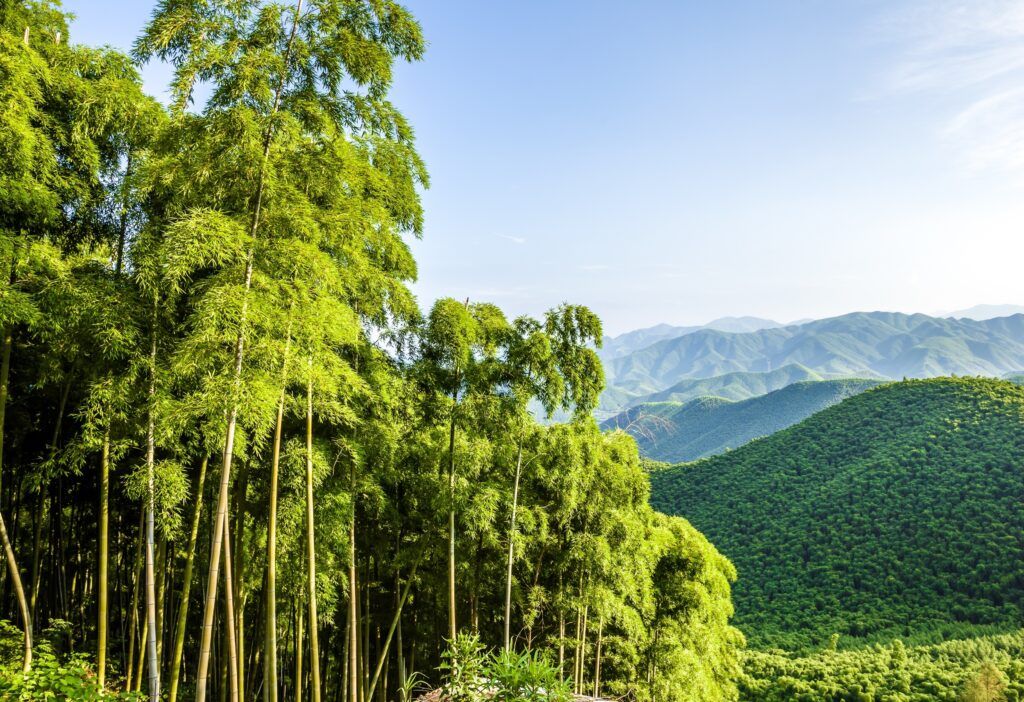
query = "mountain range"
(599, 316, 782, 361)
(599, 311, 1024, 417)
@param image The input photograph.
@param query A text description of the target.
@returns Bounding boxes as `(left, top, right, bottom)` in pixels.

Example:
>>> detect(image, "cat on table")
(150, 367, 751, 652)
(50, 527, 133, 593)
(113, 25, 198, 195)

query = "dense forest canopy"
(0, 2, 743, 701)
(741, 630, 1024, 702)
(650, 377, 1024, 653)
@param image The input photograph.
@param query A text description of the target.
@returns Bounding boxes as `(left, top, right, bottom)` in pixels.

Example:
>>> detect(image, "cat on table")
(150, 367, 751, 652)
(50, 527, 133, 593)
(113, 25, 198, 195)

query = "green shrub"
(439, 634, 571, 702)
(487, 649, 570, 702)
(439, 634, 489, 702)
(0, 619, 140, 701)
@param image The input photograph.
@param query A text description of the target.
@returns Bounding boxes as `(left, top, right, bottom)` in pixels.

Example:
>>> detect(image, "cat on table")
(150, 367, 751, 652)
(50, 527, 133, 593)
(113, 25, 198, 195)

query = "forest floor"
(416, 691, 613, 701)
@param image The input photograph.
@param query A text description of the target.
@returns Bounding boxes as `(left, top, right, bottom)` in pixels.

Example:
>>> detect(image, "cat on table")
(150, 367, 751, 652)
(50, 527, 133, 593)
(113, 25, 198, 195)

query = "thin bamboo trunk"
(348, 462, 358, 702)
(0, 324, 11, 499)
(98, 429, 111, 687)
(126, 515, 144, 692)
(295, 607, 303, 702)
(446, 404, 457, 641)
(0, 322, 28, 671)
(0, 509, 30, 670)
(593, 618, 603, 699)
(145, 301, 161, 702)
(503, 435, 525, 651)
(395, 612, 404, 702)
(135, 615, 148, 692)
(155, 537, 168, 663)
(576, 602, 589, 695)
(305, 371, 322, 702)
(341, 621, 350, 702)
(361, 559, 369, 702)
(168, 456, 208, 702)
(195, 4, 303, 699)
(233, 461, 248, 702)
(266, 322, 292, 702)
(223, 508, 240, 702)
(558, 576, 565, 678)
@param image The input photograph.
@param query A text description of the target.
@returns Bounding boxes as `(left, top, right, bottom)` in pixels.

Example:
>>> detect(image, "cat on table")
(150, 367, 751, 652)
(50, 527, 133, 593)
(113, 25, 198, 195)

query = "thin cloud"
(579, 264, 611, 272)
(497, 234, 526, 245)
(880, 0, 1024, 175)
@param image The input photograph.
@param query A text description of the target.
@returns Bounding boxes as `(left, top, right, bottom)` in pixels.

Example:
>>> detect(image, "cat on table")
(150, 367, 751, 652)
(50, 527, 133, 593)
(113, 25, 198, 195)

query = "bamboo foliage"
(0, 3, 743, 702)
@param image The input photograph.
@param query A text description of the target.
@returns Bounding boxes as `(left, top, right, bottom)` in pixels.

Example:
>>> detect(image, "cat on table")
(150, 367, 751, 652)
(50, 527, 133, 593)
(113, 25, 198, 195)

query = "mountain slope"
(604, 378, 880, 462)
(603, 312, 1024, 415)
(649, 378, 1024, 650)
(600, 316, 781, 361)
(596, 364, 824, 418)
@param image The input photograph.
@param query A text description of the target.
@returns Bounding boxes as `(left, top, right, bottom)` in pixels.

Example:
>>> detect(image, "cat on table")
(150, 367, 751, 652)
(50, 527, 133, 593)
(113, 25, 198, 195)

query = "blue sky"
(63, 1, 1024, 334)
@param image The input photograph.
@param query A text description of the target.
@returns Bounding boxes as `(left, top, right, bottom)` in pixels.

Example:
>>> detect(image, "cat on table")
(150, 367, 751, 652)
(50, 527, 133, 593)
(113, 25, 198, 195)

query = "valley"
(596, 311, 1024, 700)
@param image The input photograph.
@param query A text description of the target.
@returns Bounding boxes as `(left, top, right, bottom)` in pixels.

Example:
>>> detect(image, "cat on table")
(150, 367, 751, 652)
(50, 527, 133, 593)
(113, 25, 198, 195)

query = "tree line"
(0, 2, 741, 700)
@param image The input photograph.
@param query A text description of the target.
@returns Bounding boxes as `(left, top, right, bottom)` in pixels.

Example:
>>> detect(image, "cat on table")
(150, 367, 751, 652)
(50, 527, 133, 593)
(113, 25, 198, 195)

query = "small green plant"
(439, 633, 489, 702)
(398, 670, 428, 702)
(488, 648, 571, 702)
(439, 635, 572, 702)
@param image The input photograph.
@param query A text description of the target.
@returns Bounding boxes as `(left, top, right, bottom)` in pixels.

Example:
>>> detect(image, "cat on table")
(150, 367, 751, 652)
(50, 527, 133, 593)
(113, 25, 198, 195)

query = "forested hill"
(602, 378, 880, 462)
(648, 377, 1024, 651)
(602, 312, 1024, 415)
(599, 317, 782, 361)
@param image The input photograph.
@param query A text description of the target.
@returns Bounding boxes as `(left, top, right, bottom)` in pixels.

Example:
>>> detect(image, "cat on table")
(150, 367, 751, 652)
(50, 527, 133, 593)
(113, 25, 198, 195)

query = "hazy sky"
(64, 0, 1024, 334)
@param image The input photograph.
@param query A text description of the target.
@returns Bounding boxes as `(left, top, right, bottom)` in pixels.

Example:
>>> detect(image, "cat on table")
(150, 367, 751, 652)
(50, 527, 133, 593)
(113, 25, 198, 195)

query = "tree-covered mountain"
(602, 312, 1024, 415)
(602, 378, 880, 462)
(597, 363, 826, 418)
(600, 316, 782, 361)
(648, 378, 1024, 651)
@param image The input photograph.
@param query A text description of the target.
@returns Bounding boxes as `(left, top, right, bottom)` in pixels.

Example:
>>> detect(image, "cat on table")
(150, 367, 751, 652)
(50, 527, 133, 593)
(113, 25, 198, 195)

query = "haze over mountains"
(599, 310, 1024, 419)
(944, 303, 1024, 320)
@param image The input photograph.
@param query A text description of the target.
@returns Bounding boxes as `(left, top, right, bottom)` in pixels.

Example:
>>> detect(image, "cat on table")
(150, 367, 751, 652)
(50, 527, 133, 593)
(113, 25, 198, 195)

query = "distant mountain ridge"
(600, 316, 782, 360)
(600, 311, 1024, 416)
(598, 364, 823, 417)
(944, 303, 1024, 320)
(603, 378, 881, 462)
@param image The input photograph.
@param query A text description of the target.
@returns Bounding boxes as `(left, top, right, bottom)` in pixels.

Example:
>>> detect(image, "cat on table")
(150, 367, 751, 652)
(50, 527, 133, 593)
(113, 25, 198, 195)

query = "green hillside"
(596, 363, 826, 417)
(649, 378, 1024, 651)
(603, 379, 880, 462)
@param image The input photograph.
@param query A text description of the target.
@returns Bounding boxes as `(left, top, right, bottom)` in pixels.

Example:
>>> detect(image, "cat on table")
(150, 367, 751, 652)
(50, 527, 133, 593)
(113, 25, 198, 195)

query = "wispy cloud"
(497, 234, 526, 245)
(880, 0, 1024, 175)
(579, 264, 611, 272)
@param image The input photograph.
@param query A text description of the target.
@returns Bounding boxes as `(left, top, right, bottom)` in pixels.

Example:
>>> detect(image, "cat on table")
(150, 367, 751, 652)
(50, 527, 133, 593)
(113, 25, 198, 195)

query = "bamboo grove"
(0, 2, 743, 701)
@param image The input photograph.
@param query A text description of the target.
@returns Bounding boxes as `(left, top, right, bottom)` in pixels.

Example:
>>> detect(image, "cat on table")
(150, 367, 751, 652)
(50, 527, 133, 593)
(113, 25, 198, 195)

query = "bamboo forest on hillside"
(0, 2, 741, 701)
